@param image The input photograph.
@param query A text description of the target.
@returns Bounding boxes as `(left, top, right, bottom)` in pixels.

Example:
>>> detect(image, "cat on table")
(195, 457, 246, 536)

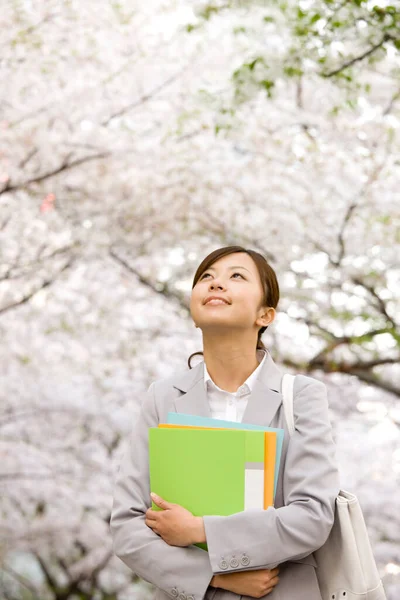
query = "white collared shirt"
(203, 349, 267, 422)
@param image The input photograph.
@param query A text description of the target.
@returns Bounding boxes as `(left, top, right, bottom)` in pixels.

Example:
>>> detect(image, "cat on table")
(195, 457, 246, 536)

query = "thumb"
(151, 492, 172, 510)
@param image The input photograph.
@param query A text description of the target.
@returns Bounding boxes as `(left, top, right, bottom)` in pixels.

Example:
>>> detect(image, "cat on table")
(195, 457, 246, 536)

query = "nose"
(209, 279, 224, 291)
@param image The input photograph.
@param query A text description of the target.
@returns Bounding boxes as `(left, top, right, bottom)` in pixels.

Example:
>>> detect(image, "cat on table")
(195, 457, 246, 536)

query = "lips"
(204, 296, 230, 305)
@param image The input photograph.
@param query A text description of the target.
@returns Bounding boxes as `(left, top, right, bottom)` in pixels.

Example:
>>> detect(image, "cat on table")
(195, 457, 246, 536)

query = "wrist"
(210, 575, 221, 588)
(193, 516, 206, 544)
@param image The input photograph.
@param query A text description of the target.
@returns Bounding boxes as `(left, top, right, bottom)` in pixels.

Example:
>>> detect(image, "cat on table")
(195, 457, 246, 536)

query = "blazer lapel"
(172, 360, 212, 418)
(171, 350, 284, 426)
(241, 350, 284, 426)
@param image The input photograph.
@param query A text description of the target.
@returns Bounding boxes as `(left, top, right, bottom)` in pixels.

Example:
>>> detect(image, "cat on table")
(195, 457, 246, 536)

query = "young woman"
(110, 245, 340, 600)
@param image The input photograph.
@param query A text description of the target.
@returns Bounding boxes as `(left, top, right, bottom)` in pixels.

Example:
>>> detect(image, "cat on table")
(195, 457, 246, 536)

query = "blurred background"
(1, 1, 399, 598)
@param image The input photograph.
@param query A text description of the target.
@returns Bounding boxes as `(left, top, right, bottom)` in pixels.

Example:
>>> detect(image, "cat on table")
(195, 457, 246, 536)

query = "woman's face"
(190, 252, 271, 335)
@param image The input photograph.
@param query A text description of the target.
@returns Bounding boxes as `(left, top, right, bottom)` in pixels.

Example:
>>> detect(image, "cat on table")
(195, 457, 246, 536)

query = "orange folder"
(158, 423, 277, 508)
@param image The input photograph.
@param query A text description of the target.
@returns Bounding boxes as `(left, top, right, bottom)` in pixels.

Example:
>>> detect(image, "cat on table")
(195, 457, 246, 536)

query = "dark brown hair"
(188, 245, 280, 368)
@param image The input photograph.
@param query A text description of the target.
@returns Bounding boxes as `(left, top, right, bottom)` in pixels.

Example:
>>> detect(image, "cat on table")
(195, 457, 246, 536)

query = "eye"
(200, 272, 244, 280)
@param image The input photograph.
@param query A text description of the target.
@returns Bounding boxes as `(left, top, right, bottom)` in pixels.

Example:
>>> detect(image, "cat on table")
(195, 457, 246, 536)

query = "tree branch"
(0, 243, 79, 282)
(0, 152, 110, 196)
(351, 276, 397, 329)
(18, 147, 39, 169)
(286, 316, 400, 395)
(348, 357, 399, 369)
(101, 68, 186, 126)
(108, 247, 190, 310)
(383, 86, 400, 116)
(323, 34, 395, 78)
(337, 200, 358, 264)
(35, 554, 59, 593)
(0, 215, 12, 231)
(0, 256, 75, 316)
(283, 356, 400, 397)
(344, 368, 400, 397)
(1, 566, 40, 600)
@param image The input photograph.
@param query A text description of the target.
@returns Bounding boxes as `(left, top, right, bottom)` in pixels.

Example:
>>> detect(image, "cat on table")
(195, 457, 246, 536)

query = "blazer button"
(241, 555, 250, 566)
(187, 596, 195, 600)
(219, 559, 229, 570)
(178, 594, 186, 600)
(230, 557, 239, 568)
(171, 589, 179, 598)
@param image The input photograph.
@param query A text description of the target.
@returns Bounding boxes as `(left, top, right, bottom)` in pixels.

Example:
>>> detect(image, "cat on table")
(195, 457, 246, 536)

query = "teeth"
(206, 299, 228, 305)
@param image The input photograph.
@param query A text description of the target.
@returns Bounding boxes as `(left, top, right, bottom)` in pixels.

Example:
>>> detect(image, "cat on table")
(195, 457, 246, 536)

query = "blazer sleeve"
(202, 376, 341, 574)
(110, 381, 215, 600)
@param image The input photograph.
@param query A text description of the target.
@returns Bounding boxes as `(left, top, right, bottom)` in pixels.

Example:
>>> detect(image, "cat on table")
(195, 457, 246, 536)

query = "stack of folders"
(149, 412, 284, 550)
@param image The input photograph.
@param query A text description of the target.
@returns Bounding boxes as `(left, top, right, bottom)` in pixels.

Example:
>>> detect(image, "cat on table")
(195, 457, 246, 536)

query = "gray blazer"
(110, 350, 341, 600)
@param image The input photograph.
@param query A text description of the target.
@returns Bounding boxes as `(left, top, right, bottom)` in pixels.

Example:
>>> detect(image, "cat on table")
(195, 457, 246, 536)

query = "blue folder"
(166, 412, 284, 501)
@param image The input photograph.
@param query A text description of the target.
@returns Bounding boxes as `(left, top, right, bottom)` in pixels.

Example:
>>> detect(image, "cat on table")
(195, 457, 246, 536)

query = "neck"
(202, 332, 262, 393)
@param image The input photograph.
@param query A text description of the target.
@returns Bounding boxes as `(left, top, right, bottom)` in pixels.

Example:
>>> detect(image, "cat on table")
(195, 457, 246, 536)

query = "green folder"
(167, 411, 284, 501)
(149, 427, 265, 550)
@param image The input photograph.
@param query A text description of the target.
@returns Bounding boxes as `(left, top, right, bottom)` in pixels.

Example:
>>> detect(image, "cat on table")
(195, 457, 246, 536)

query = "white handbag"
(281, 373, 387, 600)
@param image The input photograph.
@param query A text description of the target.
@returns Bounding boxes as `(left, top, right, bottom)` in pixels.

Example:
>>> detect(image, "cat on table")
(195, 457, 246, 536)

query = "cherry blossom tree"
(1, 0, 399, 598)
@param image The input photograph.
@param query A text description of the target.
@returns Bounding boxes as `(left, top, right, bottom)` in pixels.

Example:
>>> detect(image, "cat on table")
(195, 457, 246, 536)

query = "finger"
(145, 518, 158, 529)
(265, 574, 280, 587)
(264, 577, 280, 594)
(264, 580, 280, 596)
(151, 492, 172, 510)
(145, 516, 157, 523)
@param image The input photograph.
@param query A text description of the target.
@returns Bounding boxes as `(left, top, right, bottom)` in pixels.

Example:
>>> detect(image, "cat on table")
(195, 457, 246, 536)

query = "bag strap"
(281, 373, 296, 437)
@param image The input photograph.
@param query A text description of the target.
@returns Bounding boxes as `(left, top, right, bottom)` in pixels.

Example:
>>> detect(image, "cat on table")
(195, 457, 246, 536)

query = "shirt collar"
(203, 349, 267, 396)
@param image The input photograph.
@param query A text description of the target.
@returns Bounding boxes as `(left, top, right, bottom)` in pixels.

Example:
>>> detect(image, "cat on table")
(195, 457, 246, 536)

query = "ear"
(257, 306, 276, 327)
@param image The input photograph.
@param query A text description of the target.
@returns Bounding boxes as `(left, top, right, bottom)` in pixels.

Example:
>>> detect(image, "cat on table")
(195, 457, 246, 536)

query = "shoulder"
(291, 374, 331, 426)
(145, 364, 195, 420)
(293, 373, 327, 393)
(150, 359, 203, 394)
(150, 365, 192, 394)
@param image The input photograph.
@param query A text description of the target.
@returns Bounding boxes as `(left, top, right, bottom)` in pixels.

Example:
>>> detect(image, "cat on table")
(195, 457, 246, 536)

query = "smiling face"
(190, 252, 274, 336)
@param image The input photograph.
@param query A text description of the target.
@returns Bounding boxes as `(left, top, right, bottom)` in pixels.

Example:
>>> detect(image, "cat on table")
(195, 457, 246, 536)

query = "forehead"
(207, 253, 256, 272)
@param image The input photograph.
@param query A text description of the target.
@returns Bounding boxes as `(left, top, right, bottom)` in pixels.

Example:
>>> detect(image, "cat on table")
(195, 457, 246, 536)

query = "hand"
(145, 493, 205, 547)
(211, 567, 280, 598)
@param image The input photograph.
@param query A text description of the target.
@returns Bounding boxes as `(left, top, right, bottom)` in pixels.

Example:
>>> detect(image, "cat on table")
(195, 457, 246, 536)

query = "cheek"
(189, 292, 198, 309)
(189, 291, 202, 315)
(240, 296, 261, 317)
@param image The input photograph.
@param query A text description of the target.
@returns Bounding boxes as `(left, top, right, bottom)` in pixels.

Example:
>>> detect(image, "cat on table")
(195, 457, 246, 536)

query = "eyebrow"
(206, 265, 251, 273)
